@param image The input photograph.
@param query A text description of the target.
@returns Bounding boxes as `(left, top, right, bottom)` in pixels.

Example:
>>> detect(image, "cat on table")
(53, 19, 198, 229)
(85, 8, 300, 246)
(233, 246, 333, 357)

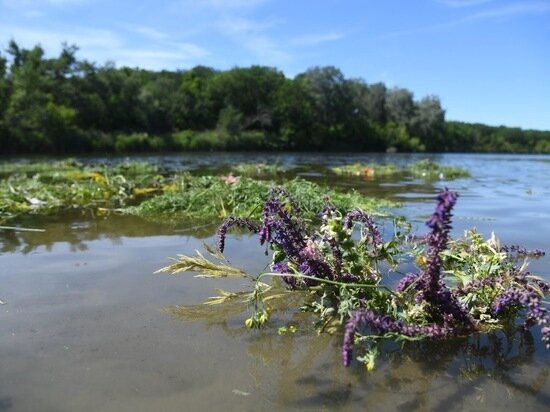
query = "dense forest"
(0, 40, 549, 154)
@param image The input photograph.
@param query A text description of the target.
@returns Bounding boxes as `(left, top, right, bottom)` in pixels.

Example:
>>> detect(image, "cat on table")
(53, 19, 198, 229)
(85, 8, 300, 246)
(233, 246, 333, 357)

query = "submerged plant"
(158, 187, 549, 370)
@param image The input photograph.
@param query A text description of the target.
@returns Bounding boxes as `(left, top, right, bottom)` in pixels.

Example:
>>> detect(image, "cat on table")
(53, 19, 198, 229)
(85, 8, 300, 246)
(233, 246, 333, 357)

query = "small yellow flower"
(416, 255, 427, 268)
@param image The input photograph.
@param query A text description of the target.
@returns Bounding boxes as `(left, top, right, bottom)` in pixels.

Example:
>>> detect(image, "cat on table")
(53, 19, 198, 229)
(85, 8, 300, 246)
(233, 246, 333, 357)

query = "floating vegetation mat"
(158, 188, 548, 370)
(230, 162, 288, 177)
(332, 159, 471, 180)
(0, 160, 397, 225)
(0, 160, 173, 223)
(123, 176, 398, 223)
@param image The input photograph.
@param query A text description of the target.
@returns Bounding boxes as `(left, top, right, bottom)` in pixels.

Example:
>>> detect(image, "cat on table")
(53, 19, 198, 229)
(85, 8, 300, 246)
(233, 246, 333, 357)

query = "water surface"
(1, 153, 549, 411)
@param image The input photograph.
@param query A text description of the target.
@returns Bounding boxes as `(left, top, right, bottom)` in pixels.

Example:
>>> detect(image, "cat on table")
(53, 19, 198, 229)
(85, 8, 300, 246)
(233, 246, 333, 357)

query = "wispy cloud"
(2, 0, 88, 7)
(461, 1, 550, 21)
(123, 24, 169, 40)
(217, 16, 290, 65)
(115, 45, 208, 69)
(240, 36, 290, 65)
(172, 42, 209, 58)
(170, 0, 268, 14)
(0, 24, 209, 70)
(435, 0, 494, 7)
(218, 16, 277, 34)
(202, 0, 267, 8)
(382, 1, 550, 39)
(291, 32, 345, 47)
(2, 0, 88, 18)
(0, 25, 123, 51)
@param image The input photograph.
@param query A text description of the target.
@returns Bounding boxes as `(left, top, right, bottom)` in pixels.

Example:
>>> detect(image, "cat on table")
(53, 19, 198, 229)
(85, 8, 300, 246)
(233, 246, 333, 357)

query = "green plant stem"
(0, 225, 46, 232)
(255, 272, 396, 296)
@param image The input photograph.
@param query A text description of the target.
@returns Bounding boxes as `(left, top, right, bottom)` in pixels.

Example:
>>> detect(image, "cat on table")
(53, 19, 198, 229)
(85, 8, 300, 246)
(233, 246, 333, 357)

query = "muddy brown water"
(1, 153, 549, 411)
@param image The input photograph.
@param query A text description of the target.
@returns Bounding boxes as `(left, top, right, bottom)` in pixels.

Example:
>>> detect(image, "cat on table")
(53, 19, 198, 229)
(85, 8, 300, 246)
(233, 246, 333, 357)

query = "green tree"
(385, 87, 415, 128)
(411, 96, 446, 151)
(207, 66, 285, 132)
(296, 66, 355, 147)
(171, 66, 218, 130)
(272, 78, 317, 148)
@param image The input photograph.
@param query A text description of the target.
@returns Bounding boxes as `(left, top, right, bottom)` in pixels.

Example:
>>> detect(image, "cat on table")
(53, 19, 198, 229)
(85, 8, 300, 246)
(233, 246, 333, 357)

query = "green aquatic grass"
(0, 159, 83, 176)
(0, 159, 161, 180)
(332, 163, 399, 177)
(332, 159, 470, 180)
(0, 160, 398, 224)
(124, 176, 399, 222)
(408, 159, 470, 179)
(0, 160, 168, 223)
(231, 162, 288, 177)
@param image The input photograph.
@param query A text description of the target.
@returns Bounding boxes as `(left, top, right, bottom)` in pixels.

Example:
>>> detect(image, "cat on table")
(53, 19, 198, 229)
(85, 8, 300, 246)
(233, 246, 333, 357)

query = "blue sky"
(1, 0, 549, 130)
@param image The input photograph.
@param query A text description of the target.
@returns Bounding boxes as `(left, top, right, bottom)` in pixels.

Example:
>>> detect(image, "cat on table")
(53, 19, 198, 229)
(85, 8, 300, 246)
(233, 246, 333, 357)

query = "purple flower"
(255, 188, 336, 285)
(500, 244, 545, 258)
(272, 262, 290, 273)
(343, 209, 383, 255)
(417, 188, 472, 326)
(258, 188, 307, 259)
(396, 272, 420, 293)
(342, 309, 453, 366)
(217, 217, 259, 253)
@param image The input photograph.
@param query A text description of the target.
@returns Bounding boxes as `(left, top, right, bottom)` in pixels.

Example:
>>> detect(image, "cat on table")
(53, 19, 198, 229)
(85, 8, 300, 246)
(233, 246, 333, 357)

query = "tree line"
(0, 40, 548, 154)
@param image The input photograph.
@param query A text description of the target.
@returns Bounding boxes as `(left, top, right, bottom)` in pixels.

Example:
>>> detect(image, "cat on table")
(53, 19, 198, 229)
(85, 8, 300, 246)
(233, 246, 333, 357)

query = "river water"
(1, 153, 549, 411)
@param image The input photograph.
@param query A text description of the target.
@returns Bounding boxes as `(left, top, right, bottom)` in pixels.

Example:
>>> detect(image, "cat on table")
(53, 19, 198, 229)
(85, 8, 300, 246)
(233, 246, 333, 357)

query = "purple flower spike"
(342, 309, 453, 367)
(418, 188, 472, 325)
(396, 272, 420, 293)
(217, 217, 259, 253)
(343, 208, 383, 250)
(500, 244, 545, 258)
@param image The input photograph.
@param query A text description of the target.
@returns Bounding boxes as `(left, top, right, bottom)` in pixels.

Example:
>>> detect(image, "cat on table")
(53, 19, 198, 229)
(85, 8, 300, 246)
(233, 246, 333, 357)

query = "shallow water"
(1, 153, 549, 411)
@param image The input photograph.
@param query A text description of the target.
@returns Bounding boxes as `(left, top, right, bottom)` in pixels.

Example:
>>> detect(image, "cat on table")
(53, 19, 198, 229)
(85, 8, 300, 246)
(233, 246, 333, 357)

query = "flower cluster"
(500, 244, 546, 258)
(217, 217, 259, 253)
(418, 189, 471, 324)
(490, 279, 550, 348)
(342, 309, 453, 366)
(341, 188, 549, 367)
(343, 208, 383, 253)
(211, 186, 549, 369)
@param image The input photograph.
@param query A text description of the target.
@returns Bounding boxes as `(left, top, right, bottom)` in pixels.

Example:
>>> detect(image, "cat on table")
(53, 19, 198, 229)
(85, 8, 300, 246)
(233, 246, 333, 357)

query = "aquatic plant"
(331, 162, 399, 178)
(0, 160, 398, 225)
(332, 159, 470, 180)
(408, 159, 471, 179)
(231, 162, 288, 177)
(0, 160, 167, 223)
(158, 187, 549, 370)
(125, 177, 398, 223)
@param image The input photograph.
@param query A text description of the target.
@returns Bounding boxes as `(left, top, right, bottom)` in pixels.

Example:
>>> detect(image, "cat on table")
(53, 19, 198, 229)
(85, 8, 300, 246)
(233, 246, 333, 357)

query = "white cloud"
(381, 1, 550, 39)
(115, 47, 208, 69)
(216, 16, 290, 65)
(435, 0, 494, 7)
(0, 25, 123, 51)
(169, 0, 268, 15)
(2, 0, 88, 7)
(172, 42, 209, 57)
(123, 24, 169, 40)
(203, 0, 267, 8)
(291, 32, 345, 47)
(175, 0, 267, 10)
(217, 16, 277, 34)
(462, 1, 550, 21)
(0, 25, 209, 70)
(241, 35, 291, 65)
